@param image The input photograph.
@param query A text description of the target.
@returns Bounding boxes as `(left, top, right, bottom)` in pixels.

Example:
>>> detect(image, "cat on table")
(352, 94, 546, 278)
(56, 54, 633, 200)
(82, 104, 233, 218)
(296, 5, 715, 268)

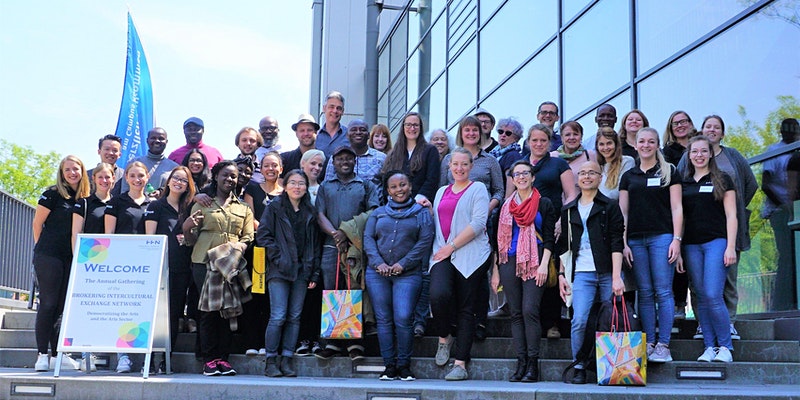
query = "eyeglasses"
(577, 171, 601, 177)
(689, 149, 711, 156)
(286, 180, 307, 187)
(404, 123, 420, 128)
(478, 119, 493, 126)
(259, 126, 279, 132)
(497, 129, 516, 137)
(171, 177, 189, 184)
(538, 110, 558, 117)
(671, 118, 690, 127)
(512, 171, 532, 178)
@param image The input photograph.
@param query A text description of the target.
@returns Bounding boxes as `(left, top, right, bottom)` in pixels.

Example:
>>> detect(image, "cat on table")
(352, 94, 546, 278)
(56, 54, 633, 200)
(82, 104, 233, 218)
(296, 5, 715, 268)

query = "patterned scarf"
(489, 142, 522, 160)
(497, 189, 541, 281)
(556, 144, 587, 162)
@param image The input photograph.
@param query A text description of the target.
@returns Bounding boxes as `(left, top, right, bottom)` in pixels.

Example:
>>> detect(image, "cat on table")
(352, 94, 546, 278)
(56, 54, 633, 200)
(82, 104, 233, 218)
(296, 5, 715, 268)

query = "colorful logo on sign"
(116, 322, 150, 348)
(77, 238, 111, 263)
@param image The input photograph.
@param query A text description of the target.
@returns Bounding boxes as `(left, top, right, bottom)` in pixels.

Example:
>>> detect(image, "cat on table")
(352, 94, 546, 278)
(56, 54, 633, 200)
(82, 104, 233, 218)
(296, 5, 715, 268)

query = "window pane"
(407, 47, 420, 109)
(561, 0, 591, 25)
(479, 0, 503, 24)
(430, 14, 447, 74)
(448, 0, 477, 58)
(379, 48, 390, 100)
(479, 0, 557, 97)
(422, 74, 446, 134)
(637, 0, 749, 72)
(390, 13, 409, 81)
(562, 0, 630, 118)
(481, 43, 558, 132)
(447, 40, 477, 125)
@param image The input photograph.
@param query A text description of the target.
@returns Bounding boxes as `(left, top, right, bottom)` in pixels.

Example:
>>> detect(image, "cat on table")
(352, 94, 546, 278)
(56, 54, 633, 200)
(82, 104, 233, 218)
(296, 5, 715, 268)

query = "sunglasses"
(497, 129, 516, 137)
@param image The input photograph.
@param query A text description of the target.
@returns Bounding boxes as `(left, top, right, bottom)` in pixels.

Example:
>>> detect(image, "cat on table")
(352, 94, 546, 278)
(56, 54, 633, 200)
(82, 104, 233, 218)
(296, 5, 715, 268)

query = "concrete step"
(1, 369, 797, 400)
(0, 311, 34, 330)
(2, 350, 799, 385)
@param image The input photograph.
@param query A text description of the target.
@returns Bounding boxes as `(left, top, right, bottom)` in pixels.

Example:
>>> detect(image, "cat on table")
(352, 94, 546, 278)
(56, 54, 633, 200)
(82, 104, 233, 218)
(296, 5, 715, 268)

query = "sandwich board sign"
(55, 234, 170, 378)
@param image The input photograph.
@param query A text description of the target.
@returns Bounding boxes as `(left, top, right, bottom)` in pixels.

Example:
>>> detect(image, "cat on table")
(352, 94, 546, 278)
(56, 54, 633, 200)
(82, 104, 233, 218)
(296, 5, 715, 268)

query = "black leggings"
(429, 256, 491, 362)
(192, 263, 233, 363)
(33, 253, 71, 355)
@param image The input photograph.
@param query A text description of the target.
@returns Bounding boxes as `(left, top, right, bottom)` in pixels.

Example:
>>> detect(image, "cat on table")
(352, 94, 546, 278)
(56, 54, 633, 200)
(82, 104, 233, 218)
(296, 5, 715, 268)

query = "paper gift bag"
(320, 254, 362, 339)
(595, 296, 646, 385)
(251, 246, 266, 294)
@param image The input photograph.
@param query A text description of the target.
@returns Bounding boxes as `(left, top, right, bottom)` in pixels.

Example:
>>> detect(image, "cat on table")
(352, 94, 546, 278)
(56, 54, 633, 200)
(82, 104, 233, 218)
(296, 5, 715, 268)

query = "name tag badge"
(699, 185, 713, 193)
(647, 178, 660, 187)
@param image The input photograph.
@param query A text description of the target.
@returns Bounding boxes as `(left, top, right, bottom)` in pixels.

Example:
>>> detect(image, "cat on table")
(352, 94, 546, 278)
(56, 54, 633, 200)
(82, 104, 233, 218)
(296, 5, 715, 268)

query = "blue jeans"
(413, 271, 430, 329)
(365, 268, 422, 366)
(685, 238, 733, 350)
(264, 278, 308, 357)
(628, 233, 675, 345)
(570, 271, 612, 361)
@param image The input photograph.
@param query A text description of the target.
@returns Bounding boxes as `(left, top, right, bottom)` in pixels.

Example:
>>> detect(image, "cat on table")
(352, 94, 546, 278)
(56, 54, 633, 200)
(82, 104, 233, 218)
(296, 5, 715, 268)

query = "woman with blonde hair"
(662, 111, 697, 165)
(594, 127, 634, 200)
(32, 155, 90, 371)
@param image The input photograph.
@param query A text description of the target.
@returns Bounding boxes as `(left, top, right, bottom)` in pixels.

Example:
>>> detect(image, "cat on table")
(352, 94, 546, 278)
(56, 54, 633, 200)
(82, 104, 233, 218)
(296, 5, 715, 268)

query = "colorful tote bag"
(595, 296, 647, 386)
(320, 254, 363, 339)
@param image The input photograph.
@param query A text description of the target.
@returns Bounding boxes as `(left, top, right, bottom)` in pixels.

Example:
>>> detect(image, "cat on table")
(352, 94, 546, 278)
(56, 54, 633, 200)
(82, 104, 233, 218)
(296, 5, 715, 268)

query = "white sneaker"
(50, 354, 80, 370)
(116, 355, 132, 373)
(80, 354, 97, 372)
(245, 349, 259, 356)
(730, 324, 741, 340)
(697, 347, 716, 362)
(35, 353, 49, 372)
(258, 348, 266, 356)
(693, 326, 704, 340)
(714, 346, 733, 363)
(648, 343, 673, 363)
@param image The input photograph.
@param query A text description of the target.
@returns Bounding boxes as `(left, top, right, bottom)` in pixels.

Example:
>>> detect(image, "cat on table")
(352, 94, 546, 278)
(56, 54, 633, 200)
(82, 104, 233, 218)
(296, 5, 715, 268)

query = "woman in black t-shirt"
(681, 136, 737, 363)
(31, 155, 91, 371)
(104, 161, 151, 373)
(72, 163, 116, 247)
(144, 166, 196, 370)
(619, 127, 683, 363)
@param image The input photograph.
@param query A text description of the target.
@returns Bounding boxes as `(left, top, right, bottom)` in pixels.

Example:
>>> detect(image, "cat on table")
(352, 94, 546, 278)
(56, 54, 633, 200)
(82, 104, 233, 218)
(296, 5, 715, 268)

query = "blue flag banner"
(114, 12, 154, 168)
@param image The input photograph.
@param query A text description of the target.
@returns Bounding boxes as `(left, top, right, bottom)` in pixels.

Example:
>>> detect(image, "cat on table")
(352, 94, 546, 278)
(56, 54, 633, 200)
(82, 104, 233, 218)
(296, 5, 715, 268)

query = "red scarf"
(497, 188, 542, 281)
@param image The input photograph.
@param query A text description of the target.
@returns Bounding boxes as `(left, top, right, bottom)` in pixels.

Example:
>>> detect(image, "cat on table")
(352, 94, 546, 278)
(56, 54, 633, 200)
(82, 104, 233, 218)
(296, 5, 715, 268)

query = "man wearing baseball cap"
(168, 116, 225, 168)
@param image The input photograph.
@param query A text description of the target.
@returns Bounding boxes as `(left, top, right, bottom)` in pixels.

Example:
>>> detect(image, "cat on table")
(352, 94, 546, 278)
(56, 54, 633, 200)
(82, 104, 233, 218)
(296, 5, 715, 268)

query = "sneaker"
(546, 326, 561, 339)
(258, 348, 266, 356)
(35, 353, 49, 372)
(697, 347, 717, 362)
(649, 343, 673, 363)
(157, 360, 167, 374)
(444, 364, 468, 381)
(693, 326, 704, 340)
(571, 368, 587, 384)
(51, 354, 80, 370)
(348, 345, 365, 361)
(379, 365, 398, 381)
(714, 346, 733, 363)
(730, 324, 741, 340)
(674, 307, 686, 320)
(295, 340, 312, 357)
(646, 342, 655, 358)
(364, 322, 378, 337)
(116, 355, 132, 373)
(398, 365, 416, 381)
(203, 360, 221, 376)
(216, 359, 236, 375)
(315, 345, 341, 360)
(413, 324, 425, 338)
(435, 337, 452, 367)
(311, 342, 323, 356)
(80, 354, 97, 372)
(245, 349, 259, 356)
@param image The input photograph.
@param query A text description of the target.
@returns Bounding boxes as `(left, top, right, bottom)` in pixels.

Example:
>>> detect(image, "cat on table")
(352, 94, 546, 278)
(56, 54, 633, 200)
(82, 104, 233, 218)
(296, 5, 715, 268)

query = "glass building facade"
(375, 0, 800, 314)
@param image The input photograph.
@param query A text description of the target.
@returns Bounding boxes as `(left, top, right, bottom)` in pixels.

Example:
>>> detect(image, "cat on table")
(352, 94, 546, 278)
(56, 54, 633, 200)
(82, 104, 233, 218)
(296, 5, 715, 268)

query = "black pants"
(297, 285, 322, 345)
(33, 253, 71, 355)
(499, 256, 545, 359)
(192, 263, 232, 363)
(429, 256, 490, 362)
(168, 256, 193, 349)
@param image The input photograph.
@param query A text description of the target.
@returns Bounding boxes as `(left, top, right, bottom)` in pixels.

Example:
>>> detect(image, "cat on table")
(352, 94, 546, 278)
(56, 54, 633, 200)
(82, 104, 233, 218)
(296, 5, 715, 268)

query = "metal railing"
(0, 189, 34, 298)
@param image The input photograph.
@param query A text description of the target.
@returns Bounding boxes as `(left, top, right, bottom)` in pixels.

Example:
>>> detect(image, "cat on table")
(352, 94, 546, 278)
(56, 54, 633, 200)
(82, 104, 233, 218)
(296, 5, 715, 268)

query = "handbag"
(559, 210, 574, 306)
(320, 253, 363, 339)
(251, 246, 266, 294)
(534, 230, 559, 288)
(595, 296, 647, 386)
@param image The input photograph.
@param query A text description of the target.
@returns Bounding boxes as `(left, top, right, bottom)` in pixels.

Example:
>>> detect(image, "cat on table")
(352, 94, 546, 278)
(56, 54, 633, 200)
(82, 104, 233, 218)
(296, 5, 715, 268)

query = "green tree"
(0, 140, 62, 206)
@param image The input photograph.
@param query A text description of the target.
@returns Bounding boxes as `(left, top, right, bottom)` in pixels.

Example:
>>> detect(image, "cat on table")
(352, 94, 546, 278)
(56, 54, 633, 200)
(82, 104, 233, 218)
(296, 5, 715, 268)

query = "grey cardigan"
(430, 182, 491, 278)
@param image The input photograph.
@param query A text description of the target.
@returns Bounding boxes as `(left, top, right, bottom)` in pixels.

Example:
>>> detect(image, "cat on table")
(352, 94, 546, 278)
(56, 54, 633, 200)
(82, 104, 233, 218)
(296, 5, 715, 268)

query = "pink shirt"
(168, 142, 225, 168)
(437, 182, 473, 240)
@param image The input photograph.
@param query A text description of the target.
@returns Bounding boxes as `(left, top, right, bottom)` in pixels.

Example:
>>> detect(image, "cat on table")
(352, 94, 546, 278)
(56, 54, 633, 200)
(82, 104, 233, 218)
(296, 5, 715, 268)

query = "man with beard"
(280, 114, 320, 177)
(475, 109, 498, 153)
(168, 117, 224, 168)
(255, 116, 282, 166)
(323, 119, 386, 186)
(121, 127, 179, 194)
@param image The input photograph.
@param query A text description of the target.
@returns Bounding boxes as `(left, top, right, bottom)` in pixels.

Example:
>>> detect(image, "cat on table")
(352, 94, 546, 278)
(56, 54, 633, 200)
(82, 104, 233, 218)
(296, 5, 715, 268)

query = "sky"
(0, 0, 312, 168)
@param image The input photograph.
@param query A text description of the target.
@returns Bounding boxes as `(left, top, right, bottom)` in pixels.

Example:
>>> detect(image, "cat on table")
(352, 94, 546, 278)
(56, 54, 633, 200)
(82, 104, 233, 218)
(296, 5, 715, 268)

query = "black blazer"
(557, 192, 625, 277)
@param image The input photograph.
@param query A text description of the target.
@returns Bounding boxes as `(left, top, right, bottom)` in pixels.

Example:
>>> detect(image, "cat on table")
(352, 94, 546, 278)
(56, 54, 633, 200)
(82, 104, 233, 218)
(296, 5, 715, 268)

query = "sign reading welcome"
(58, 234, 167, 353)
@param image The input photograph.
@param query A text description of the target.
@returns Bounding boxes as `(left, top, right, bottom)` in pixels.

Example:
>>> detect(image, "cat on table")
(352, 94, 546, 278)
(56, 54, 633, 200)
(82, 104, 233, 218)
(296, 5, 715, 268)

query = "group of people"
(31, 90, 794, 383)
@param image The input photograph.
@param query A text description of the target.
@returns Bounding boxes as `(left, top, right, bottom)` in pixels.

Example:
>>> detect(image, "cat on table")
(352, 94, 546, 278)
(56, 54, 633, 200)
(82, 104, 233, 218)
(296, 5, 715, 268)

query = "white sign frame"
(55, 234, 171, 378)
